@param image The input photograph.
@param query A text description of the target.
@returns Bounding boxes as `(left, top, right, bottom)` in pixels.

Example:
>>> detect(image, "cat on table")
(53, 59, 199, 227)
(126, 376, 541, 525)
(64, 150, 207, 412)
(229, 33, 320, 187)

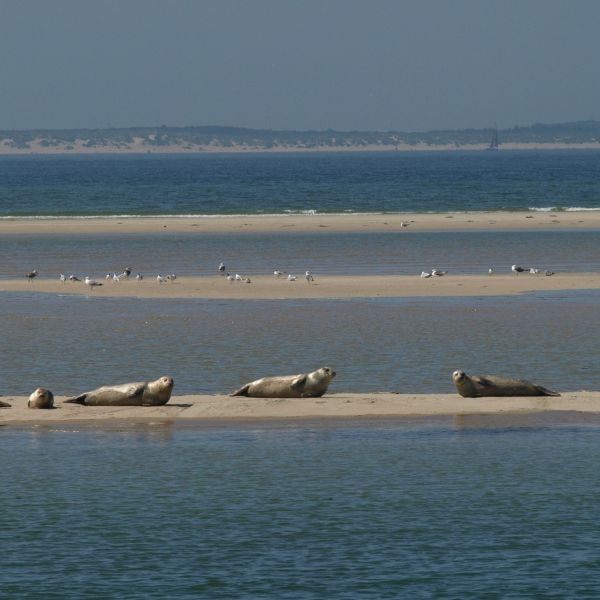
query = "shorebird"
(511, 265, 529, 274)
(420, 271, 432, 278)
(105, 273, 112, 280)
(226, 273, 234, 282)
(156, 275, 167, 284)
(112, 273, 120, 283)
(235, 273, 243, 282)
(69, 275, 81, 282)
(84, 277, 103, 290)
(274, 270, 284, 278)
(218, 262, 226, 274)
(305, 271, 314, 283)
(287, 274, 297, 281)
(529, 268, 540, 275)
(136, 273, 144, 281)
(432, 269, 447, 276)
(59, 273, 66, 283)
(26, 269, 38, 282)
(166, 273, 177, 282)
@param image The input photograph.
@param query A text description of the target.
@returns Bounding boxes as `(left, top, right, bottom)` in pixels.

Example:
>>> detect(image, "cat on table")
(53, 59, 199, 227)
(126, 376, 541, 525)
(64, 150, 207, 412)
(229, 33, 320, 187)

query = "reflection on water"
(1, 290, 600, 395)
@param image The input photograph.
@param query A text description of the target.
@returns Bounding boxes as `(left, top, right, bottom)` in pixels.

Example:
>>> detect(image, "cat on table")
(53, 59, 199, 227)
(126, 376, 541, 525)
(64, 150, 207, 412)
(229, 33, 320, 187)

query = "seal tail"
(63, 394, 87, 405)
(230, 385, 250, 397)
(537, 386, 561, 397)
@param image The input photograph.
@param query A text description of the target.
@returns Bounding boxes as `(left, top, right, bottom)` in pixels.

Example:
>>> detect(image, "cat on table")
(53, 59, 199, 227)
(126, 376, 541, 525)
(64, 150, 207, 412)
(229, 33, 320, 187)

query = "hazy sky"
(1, 0, 599, 131)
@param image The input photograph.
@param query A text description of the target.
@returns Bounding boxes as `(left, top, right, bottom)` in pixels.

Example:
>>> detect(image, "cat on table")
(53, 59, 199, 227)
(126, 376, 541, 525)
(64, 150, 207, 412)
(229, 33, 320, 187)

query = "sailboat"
(487, 126, 499, 151)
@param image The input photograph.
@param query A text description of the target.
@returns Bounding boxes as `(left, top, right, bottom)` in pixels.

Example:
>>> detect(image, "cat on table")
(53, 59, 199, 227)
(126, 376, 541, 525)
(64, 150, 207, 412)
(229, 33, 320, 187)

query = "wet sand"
(1, 392, 599, 426)
(3, 273, 600, 299)
(1, 210, 599, 236)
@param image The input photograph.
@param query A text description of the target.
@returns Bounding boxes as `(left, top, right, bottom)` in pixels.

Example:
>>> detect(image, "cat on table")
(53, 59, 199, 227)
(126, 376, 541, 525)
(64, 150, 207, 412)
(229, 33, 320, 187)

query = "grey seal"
(0, 400, 11, 408)
(28, 387, 54, 409)
(64, 376, 174, 406)
(452, 370, 560, 398)
(231, 367, 336, 398)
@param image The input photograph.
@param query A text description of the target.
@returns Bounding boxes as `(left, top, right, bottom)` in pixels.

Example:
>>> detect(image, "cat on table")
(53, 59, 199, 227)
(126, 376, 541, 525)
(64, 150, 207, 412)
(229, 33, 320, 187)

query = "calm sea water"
(2, 229, 600, 279)
(1, 291, 599, 395)
(1, 150, 600, 216)
(3, 419, 600, 598)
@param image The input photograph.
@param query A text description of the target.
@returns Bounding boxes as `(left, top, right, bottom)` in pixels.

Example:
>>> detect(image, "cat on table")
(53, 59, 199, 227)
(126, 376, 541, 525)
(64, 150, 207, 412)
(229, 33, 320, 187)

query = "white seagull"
(305, 271, 314, 283)
(274, 270, 284, 278)
(512, 265, 529, 275)
(287, 274, 297, 281)
(156, 275, 167, 284)
(235, 273, 243, 282)
(420, 271, 432, 278)
(84, 276, 103, 290)
(488, 268, 494, 276)
(59, 273, 66, 283)
(218, 262, 226, 274)
(226, 273, 234, 282)
(136, 273, 143, 281)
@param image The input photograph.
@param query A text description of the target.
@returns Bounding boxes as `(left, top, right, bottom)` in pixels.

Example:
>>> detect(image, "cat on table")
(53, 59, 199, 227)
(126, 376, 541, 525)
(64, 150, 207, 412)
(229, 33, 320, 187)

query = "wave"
(527, 206, 600, 212)
(3, 207, 600, 219)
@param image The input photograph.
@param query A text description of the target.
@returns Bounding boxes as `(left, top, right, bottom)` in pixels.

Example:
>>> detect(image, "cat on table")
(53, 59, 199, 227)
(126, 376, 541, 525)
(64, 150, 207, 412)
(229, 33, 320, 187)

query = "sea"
(3, 150, 600, 598)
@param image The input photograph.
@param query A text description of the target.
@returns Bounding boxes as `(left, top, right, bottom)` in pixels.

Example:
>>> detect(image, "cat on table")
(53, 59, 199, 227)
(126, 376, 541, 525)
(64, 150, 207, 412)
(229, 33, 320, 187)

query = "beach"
(3, 272, 600, 299)
(2, 209, 600, 235)
(2, 392, 600, 426)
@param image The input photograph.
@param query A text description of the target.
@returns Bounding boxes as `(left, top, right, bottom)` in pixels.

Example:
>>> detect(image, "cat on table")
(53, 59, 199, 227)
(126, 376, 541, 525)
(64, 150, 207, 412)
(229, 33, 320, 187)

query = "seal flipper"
(290, 374, 307, 391)
(535, 385, 561, 397)
(230, 384, 250, 397)
(63, 394, 87, 405)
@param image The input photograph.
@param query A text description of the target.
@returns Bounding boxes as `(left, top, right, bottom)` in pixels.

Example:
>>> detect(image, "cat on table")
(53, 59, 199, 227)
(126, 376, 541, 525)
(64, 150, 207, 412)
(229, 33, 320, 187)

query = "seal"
(28, 387, 54, 409)
(0, 399, 11, 408)
(231, 367, 336, 398)
(452, 370, 560, 398)
(64, 376, 174, 406)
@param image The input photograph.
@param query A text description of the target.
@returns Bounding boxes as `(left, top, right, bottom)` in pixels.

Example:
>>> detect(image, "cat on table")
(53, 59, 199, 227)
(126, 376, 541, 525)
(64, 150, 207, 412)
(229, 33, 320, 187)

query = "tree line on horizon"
(1, 120, 599, 150)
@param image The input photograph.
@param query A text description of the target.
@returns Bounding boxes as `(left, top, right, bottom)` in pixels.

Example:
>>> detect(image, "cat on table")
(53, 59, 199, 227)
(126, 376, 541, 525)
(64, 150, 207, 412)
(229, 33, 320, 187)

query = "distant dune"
(1, 121, 600, 155)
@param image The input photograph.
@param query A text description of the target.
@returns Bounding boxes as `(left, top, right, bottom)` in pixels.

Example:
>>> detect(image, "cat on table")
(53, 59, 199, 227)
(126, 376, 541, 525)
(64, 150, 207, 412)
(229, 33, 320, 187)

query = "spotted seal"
(28, 387, 54, 409)
(64, 376, 174, 406)
(231, 367, 336, 398)
(452, 370, 560, 398)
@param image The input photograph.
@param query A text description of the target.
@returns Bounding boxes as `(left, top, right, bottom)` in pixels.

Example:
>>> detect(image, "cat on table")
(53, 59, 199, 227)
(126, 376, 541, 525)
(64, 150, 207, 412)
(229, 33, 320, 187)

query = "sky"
(1, 0, 599, 132)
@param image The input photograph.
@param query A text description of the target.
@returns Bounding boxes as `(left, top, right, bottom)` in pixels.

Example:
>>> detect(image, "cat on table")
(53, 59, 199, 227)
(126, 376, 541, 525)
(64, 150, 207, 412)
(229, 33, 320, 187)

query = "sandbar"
(2, 273, 600, 299)
(1, 392, 600, 427)
(1, 211, 600, 236)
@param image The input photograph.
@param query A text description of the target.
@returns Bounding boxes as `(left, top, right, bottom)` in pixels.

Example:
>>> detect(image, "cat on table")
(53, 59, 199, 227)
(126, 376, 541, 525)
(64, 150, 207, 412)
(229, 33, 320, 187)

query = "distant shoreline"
(2, 141, 600, 156)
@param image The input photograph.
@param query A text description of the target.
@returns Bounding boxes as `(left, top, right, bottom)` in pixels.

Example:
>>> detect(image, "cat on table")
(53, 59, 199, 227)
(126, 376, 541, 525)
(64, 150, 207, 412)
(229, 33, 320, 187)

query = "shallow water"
(3, 229, 600, 279)
(3, 420, 600, 598)
(1, 291, 599, 395)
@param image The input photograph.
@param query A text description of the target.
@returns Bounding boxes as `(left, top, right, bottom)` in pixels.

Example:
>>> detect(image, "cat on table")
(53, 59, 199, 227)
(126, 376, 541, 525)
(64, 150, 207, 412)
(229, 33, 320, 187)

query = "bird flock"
(25, 262, 557, 290)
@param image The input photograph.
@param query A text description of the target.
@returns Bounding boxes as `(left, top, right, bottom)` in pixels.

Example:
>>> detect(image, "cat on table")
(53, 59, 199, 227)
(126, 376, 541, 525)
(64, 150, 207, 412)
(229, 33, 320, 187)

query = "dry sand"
(1, 210, 600, 236)
(2, 392, 600, 427)
(3, 273, 600, 299)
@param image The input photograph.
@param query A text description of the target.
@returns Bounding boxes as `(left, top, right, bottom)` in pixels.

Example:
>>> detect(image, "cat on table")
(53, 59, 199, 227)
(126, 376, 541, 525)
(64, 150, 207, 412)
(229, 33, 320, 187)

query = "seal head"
(28, 387, 54, 409)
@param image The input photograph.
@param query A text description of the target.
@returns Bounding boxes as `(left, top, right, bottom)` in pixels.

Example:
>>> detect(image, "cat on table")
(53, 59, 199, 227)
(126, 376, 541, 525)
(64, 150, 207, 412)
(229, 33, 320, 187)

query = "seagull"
(84, 277, 103, 290)
(69, 275, 81, 282)
(112, 273, 120, 283)
(226, 273, 234, 282)
(432, 269, 447, 276)
(400, 221, 409, 228)
(420, 271, 432, 278)
(123, 267, 132, 279)
(488, 268, 494, 276)
(512, 265, 529, 274)
(218, 262, 226, 274)
(166, 273, 177, 282)
(26, 269, 38, 282)
(274, 270, 284, 278)
(529, 268, 540, 275)
(235, 273, 243, 282)
(287, 274, 297, 281)
(305, 271, 314, 283)
(136, 273, 143, 281)
(157, 275, 167, 284)
(105, 273, 112, 280)
(59, 273, 66, 283)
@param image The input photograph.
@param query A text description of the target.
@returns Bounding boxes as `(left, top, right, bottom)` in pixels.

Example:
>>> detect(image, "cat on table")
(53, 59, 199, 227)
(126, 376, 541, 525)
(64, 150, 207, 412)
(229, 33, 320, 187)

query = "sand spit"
(1, 210, 600, 236)
(2, 273, 600, 300)
(1, 392, 600, 426)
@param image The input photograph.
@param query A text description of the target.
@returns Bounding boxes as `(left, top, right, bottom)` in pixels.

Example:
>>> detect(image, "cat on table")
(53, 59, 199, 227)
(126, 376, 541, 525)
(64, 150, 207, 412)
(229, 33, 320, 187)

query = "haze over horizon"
(1, 0, 599, 132)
